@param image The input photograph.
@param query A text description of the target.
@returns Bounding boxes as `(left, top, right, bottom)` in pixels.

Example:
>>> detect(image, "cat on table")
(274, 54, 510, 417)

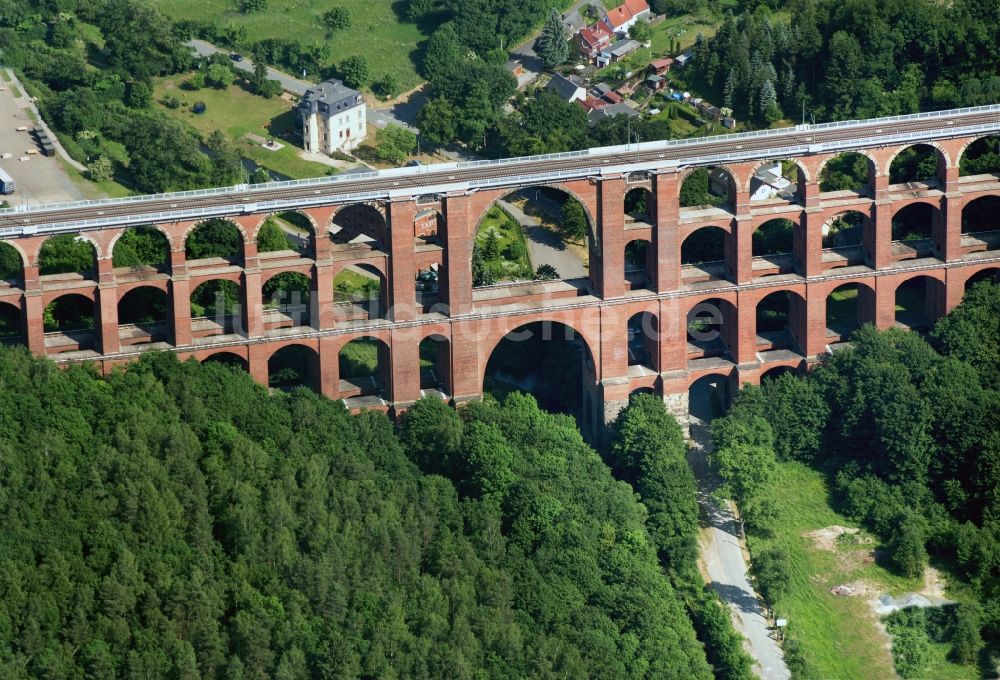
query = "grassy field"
(748, 462, 977, 680)
(153, 0, 427, 90)
(152, 75, 335, 179)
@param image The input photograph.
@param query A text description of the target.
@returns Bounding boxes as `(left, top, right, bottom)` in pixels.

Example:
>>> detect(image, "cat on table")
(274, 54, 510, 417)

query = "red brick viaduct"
(1, 106, 998, 437)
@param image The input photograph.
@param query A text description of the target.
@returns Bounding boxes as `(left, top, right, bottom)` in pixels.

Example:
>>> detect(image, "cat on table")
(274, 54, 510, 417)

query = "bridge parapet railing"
(3, 106, 999, 230)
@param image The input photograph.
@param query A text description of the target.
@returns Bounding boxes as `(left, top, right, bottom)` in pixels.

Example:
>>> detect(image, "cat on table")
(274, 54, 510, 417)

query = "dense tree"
(0, 351, 714, 679)
(931, 281, 1000, 389)
(692, 0, 1000, 122)
(375, 126, 417, 165)
(321, 6, 351, 32)
(559, 198, 588, 241)
(612, 395, 700, 571)
(339, 55, 371, 89)
(749, 547, 792, 608)
(417, 96, 459, 145)
(255, 219, 293, 252)
(536, 12, 568, 69)
(710, 415, 776, 506)
(204, 62, 235, 89)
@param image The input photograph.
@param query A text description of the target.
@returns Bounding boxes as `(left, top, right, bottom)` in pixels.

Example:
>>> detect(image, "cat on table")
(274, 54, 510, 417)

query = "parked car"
(229, 53, 243, 62)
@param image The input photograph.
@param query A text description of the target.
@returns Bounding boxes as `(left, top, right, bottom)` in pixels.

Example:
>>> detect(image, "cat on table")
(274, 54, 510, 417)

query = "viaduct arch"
(1, 106, 999, 435)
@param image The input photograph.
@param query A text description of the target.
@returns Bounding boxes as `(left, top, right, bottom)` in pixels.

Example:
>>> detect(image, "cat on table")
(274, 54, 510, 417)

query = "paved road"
(497, 198, 587, 279)
(186, 39, 314, 96)
(687, 390, 791, 680)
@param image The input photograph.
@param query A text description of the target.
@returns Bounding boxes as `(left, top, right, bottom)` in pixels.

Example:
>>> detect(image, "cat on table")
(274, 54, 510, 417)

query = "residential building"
(604, 39, 641, 63)
(547, 73, 588, 103)
(587, 101, 641, 126)
(299, 79, 366, 154)
(603, 0, 651, 35)
(577, 22, 614, 62)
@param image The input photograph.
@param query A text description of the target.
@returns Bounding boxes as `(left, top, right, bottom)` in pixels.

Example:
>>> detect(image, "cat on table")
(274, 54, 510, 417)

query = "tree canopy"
(0, 348, 715, 678)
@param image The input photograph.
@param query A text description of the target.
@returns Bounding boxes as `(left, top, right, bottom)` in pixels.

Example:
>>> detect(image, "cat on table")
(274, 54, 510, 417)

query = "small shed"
(648, 58, 674, 75)
(645, 74, 666, 91)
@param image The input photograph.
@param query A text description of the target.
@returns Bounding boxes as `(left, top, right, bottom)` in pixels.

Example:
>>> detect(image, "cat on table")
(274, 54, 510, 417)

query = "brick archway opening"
(0, 300, 22, 346)
(961, 196, 1000, 253)
(688, 373, 732, 425)
(891, 203, 940, 261)
(202, 351, 249, 372)
(895, 275, 945, 331)
(419, 334, 450, 397)
(624, 239, 652, 290)
(681, 226, 732, 284)
(680, 166, 735, 210)
(258, 211, 316, 259)
(756, 290, 805, 354)
(112, 226, 169, 272)
(39, 234, 97, 280)
(965, 267, 1000, 291)
(190, 279, 242, 338)
(760, 365, 797, 383)
(269, 344, 320, 392)
(263, 271, 312, 329)
(118, 286, 170, 347)
(333, 264, 386, 322)
(484, 320, 598, 432)
(889, 143, 944, 186)
(687, 297, 736, 362)
(752, 218, 799, 277)
(0, 240, 23, 285)
(44, 293, 96, 353)
(959, 135, 1000, 178)
(627, 311, 658, 371)
(819, 152, 875, 196)
(822, 211, 869, 269)
(826, 283, 875, 344)
(625, 186, 653, 223)
(629, 386, 658, 401)
(340, 336, 390, 401)
(185, 219, 244, 265)
(473, 187, 592, 288)
(332, 203, 387, 248)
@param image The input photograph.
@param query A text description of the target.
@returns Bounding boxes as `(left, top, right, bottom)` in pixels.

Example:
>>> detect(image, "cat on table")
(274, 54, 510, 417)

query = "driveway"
(688, 404, 791, 680)
(498, 199, 587, 279)
(186, 39, 314, 96)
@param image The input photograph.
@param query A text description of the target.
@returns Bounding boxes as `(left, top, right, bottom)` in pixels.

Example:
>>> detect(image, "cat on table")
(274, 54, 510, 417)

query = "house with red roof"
(576, 22, 614, 62)
(603, 0, 651, 35)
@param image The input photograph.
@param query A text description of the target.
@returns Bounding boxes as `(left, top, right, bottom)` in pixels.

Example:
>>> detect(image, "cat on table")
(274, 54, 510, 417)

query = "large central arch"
(483, 319, 599, 439)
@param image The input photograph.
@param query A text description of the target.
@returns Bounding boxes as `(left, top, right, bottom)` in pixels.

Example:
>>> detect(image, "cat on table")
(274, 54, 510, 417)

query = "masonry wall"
(1, 135, 999, 435)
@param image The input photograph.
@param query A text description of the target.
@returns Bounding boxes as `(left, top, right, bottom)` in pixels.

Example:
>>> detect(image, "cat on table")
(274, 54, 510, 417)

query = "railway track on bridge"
(2, 106, 999, 235)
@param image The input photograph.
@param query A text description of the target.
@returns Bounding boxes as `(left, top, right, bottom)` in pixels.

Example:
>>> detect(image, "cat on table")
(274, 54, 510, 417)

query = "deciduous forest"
(0, 348, 715, 679)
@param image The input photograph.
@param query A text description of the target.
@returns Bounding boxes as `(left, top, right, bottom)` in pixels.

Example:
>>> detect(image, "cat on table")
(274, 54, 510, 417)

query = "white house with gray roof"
(299, 79, 367, 154)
